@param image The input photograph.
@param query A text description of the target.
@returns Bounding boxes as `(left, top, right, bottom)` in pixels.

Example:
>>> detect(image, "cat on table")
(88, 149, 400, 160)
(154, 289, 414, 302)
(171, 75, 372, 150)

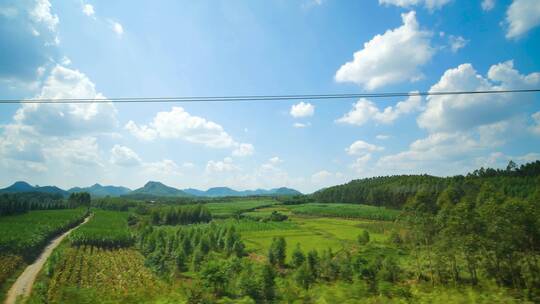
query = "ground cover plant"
(69, 210, 133, 248)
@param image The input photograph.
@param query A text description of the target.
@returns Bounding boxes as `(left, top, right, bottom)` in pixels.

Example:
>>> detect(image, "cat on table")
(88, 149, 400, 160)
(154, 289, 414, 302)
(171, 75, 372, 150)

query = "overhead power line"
(0, 88, 539, 104)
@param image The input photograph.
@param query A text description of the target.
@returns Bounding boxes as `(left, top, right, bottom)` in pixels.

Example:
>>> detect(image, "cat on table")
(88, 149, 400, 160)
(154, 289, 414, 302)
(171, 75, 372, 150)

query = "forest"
(0, 161, 538, 303)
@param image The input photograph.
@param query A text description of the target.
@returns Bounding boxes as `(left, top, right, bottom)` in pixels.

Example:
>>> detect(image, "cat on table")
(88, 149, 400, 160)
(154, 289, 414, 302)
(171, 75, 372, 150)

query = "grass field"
(288, 203, 401, 221)
(204, 198, 276, 217)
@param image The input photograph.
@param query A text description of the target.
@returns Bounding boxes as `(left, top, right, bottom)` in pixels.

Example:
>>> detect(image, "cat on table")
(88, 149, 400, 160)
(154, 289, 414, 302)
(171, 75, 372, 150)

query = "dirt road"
(4, 215, 91, 304)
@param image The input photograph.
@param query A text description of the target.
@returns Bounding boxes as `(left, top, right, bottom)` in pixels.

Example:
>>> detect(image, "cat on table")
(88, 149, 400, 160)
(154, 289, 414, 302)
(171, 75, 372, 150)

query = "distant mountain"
(0, 181, 69, 197)
(68, 183, 131, 197)
(182, 186, 302, 197)
(127, 181, 190, 198)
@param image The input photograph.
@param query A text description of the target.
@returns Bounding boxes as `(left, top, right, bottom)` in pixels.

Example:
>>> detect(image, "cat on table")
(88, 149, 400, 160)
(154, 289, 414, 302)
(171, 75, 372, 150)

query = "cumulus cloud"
(482, 0, 495, 11)
(14, 65, 118, 136)
(335, 12, 434, 90)
(293, 122, 310, 128)
(379, 0, 451, 10)
(126, 107, 254, 157)
(378, 61, 540, 175)
(448, 35, 468, 52)
(418, 61, 540, 133)
(290, 102, 314, 118)
(110, 145, 141, 167)
(0, 124, 44, 163)
(336, 94, 423, 126)
(351, 154, 372, 173)
(144, 159, 181, 176)
(346, 140, 384, 156)
(505, 0, 540, 39)
(206, 157, 237, 174)
(0, 0, 60, 83)
(30, 0, 59, 32)
(126, 107, 237, 148)
(110, 21, 123, 36)
(311, 170, 345, 186)
(82, 4, 95, 17)
(46, 137, 103, 167)
(232, 143, 254, 157)
(124, 121, 158, 141)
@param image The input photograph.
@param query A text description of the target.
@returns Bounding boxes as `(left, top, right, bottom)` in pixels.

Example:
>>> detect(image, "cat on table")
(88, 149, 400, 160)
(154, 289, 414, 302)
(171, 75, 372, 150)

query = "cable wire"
(0, 89, 539, 104)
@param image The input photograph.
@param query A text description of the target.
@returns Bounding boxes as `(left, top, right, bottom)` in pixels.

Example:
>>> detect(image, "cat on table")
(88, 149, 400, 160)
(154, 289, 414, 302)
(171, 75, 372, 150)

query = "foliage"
(67, 192, 91, 209)
(0, 192, 67, 216)
(138, 222, 245, 276)
(69, 210, 133, 248)
(149, 204, 212, 225)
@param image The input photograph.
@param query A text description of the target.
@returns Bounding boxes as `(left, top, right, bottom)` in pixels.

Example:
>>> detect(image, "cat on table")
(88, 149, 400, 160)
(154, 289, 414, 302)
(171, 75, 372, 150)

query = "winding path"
(4, 215, 91, 304)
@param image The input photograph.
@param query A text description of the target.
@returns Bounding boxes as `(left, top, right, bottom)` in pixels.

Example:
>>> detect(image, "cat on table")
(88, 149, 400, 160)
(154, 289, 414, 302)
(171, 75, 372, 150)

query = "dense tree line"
(67, 192, 91, 209)
(149, 204, 212, 225)
(0, 192, 67, 216)
(313, 160, 540, 209)
(91, 197, 140, 211)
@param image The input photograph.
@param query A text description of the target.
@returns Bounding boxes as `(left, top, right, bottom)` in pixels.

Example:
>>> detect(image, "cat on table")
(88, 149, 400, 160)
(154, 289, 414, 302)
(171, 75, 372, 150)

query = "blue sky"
(1, 0, 539, 193)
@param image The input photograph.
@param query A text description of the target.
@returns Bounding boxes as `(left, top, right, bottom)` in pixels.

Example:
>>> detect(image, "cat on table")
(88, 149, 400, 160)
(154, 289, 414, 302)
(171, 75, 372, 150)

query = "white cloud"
(379, 0, 451, 10)
(293, 122, 310, 128)
(14, 65, 118, 136)
(335, 12, 434, 90)
(346, 140, 384, 156)
(45, 137, 103, 167)
(482, 0, 495, 11)
(337, 94, 423, 126)
(532, 111, 540, 135)
(110, 21, 124, 36)
(311, 170, 345, 186)
(269, 156, 283, 165)
(144, 159, 181, 176)
(30, 0, 59, 32)
(448, 35, 468, 52)
(418, 61, 540, 133)
(82, 4, 95, 17)
(232, 143, 254, 157)
(182, 162, 195, 168)
(60, 56, 71, 66)
(290, 102, 315, 118)
(505, 0, 540, 39)
(206, 157, 237, 174)
(351, 154, 372, 173)
(0, 124, 44, 162)
(124, 121, 158, 141)
(126, 107, 237, 148)
(110, 145, 141, 167)
(376, 134, 390, 140)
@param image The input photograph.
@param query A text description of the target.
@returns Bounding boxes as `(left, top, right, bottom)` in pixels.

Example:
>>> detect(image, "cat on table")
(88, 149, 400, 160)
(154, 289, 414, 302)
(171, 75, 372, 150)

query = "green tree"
(291, 244, 305, 268)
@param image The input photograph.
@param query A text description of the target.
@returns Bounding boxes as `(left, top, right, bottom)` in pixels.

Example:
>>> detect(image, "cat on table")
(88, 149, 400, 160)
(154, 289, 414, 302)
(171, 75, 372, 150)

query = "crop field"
(33, 246, 166, 303)
(242, 215, 389, 259)
(204, 198, 276, 217)
(288, 203, 401, 221)
(221, 218, 298, 232)
(241, 206, 292, 219)
(0, 209, 88, 258)
(69, 210, 133, 248)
